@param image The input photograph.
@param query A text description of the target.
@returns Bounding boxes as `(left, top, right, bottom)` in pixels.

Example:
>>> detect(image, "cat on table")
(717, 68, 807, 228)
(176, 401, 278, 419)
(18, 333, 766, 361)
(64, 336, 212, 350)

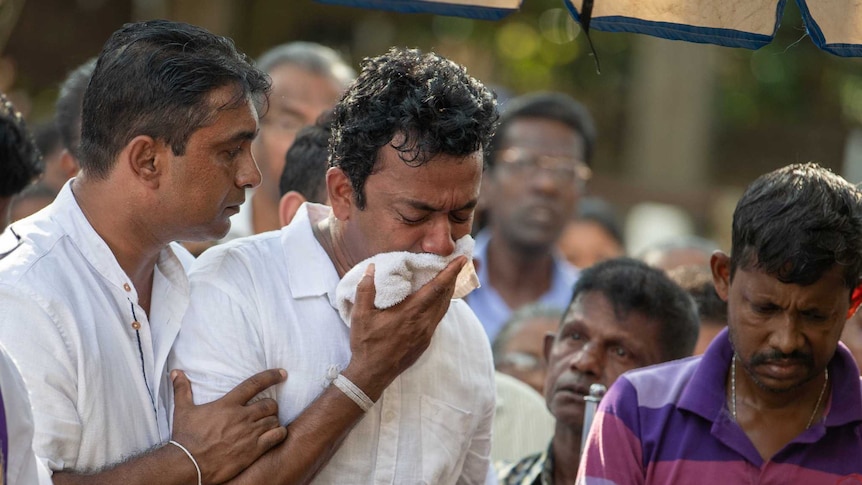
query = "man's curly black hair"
(329, 47, 497, 209)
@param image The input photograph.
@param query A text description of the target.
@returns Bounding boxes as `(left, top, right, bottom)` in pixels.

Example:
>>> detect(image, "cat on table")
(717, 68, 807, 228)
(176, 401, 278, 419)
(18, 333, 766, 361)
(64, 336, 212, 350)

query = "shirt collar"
(281, 202, 341, 301)
(473, 228, 579, 290)
(45, 180, 189, 305)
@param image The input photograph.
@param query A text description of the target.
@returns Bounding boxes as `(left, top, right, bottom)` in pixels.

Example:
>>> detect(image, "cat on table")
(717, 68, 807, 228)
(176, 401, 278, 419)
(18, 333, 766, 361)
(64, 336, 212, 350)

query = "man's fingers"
(258, 425, 288, 451)
(247, 397, 279, 421)
(171, 370, 194, 409)
(413, 256, 465, 308)
(255, 415, 281, 433)
(354, 263, 376, 306)
(224, 369, 287, 405)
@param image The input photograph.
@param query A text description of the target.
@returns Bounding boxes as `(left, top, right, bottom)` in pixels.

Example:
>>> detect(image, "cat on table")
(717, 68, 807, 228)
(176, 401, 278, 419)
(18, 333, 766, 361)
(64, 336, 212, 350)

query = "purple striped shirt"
(578, 328, 862, 485)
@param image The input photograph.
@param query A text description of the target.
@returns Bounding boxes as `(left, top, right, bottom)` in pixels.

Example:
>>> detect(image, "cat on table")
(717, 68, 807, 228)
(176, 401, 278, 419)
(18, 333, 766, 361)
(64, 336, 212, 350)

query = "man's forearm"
(227, 385, 368, 485)
(51, 443, 198, 485)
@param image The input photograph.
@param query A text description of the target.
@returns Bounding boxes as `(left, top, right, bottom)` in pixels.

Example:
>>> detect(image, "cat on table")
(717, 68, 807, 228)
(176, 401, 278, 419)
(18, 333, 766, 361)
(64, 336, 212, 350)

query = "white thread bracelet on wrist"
(332, 374, 374, 412)
(169, 439, 202, 485)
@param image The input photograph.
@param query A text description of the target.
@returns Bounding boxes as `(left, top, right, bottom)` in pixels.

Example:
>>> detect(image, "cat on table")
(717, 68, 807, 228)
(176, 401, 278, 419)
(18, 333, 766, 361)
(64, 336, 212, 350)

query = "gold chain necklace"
(731, 353, 829, 429)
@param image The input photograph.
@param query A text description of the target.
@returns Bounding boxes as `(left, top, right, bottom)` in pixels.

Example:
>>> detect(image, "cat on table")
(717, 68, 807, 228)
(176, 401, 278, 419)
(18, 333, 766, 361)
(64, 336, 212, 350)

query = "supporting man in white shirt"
(0, 20, 287, 484)
(171, 47, 499, 484)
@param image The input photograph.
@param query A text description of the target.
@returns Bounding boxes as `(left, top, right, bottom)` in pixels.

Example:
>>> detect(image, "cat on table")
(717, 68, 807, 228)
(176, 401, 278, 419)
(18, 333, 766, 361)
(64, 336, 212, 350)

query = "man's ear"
(710, 251, 731, 302)
(278, 191, 307, 227)
(326, 167, 355, 221)
(59, 149, 80, 179)
(543, 332, 555, 365)
(124, 135, 163, 188)
(848, 282, 862, 320)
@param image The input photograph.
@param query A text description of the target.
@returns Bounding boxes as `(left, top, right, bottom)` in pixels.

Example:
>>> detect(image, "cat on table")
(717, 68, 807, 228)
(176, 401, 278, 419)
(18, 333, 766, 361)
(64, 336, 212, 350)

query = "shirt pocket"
(420, 394, 475, 484)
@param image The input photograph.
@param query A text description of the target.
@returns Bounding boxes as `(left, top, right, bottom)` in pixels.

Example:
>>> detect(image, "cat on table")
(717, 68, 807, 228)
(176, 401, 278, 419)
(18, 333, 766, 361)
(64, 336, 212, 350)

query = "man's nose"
(570, 340, 602, 377)
(238, 151, 263, 189)
(420, 216, 456, 256)
(768, 313, 806, 356)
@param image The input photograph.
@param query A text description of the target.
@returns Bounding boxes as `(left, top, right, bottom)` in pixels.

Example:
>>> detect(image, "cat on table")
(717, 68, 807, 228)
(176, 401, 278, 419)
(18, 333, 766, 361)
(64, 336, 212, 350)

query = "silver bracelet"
(332, 374, 375, 412)
(169, 439, 202, 485)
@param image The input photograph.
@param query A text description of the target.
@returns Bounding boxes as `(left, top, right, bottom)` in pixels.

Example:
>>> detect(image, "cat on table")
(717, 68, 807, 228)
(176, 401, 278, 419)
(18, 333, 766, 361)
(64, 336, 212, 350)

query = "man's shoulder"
(494, 448, 545, 485)
(615, 355, 702, 407)
(191, 230, 286, 279)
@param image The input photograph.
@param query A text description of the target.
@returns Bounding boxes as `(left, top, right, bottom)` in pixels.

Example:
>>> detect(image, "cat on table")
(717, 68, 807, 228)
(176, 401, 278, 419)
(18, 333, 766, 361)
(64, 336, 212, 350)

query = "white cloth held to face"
(335, 234, 480, 325)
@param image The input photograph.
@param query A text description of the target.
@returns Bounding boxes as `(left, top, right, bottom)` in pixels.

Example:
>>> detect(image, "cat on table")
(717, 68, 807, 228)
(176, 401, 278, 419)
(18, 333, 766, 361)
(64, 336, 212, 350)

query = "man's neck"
(309, 205, 357, 278)
(485, 232, 555, 308)
(71, 177, 161, 313)
(550, 424, 581, 485)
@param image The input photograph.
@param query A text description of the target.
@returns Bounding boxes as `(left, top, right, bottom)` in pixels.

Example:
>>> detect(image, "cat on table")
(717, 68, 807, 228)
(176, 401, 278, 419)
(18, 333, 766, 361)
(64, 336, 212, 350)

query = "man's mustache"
(749, 349, 813, 367)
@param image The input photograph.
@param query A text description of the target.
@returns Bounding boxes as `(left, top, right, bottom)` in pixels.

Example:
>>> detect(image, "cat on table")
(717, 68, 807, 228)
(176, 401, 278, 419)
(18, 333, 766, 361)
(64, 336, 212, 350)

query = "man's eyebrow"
(402, 198, 478, 212)
(226, 128, 259, 143)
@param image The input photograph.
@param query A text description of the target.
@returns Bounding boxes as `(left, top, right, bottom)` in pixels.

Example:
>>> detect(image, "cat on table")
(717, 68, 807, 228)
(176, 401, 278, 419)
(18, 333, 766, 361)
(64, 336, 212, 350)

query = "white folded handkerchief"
(335, 235, 480, 325)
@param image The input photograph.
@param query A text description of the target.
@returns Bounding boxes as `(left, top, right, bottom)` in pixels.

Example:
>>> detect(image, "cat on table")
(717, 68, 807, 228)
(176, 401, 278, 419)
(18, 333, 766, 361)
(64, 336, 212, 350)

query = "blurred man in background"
(468, 92, 595, 341)
(249, 41, 354, 234)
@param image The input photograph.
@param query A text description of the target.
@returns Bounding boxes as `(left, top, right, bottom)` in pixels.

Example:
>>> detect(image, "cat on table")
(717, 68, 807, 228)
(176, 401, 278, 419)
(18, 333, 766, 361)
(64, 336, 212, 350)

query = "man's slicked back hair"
(329, 47, 498, 209)
(730, 162, 862, 289)
(256, 41, 355, 89)
(80, 20, 271, 179)
(567, 257, 700, 361)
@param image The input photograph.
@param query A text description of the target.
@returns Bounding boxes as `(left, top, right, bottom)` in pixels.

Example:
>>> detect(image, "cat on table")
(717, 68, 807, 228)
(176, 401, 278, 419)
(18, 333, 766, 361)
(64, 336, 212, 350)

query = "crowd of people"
(1, 16, 862, 485)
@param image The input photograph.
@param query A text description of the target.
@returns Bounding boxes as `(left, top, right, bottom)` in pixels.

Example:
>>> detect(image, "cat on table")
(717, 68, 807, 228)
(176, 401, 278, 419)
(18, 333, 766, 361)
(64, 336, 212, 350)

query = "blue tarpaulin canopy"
(316, 0, 862, 57)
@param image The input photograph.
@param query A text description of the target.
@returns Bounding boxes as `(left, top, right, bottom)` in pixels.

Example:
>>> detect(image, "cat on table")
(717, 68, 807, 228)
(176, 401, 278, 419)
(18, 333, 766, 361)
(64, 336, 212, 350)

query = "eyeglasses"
(497, 351, 545, 372)
(496, 147, 591, 189)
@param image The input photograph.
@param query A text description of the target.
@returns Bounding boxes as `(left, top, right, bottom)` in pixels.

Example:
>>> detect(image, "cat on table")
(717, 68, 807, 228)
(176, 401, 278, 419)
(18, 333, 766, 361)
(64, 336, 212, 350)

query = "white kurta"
(171, 203, 496, 485)
(0, 182, 191, 473)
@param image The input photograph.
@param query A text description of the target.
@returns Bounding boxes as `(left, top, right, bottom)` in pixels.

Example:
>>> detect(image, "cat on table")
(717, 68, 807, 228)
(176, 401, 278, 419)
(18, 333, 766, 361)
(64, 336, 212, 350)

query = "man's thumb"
(171, 369, 193, 408)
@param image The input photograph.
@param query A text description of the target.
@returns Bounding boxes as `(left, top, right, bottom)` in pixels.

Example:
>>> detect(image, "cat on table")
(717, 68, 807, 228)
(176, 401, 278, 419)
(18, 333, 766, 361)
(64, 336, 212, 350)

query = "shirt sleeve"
(0, 284, 82, 474)
(577, 376, 645, 485)
(169, 252, 271, 414)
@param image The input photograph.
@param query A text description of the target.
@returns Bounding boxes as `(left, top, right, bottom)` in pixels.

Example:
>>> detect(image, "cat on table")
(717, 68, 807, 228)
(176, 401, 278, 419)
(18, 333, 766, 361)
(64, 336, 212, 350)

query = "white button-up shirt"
(0, 182, 191, 473)
(171, 203, 496, 485)
(0, 342, 52, 484)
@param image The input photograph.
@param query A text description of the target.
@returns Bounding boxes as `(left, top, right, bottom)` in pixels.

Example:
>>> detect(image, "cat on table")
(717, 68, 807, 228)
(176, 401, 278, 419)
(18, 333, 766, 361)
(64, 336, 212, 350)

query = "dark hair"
(668, 265, 727, 326)
(329, 47, 497, 209)
(55, 58, 96, 159)
(730, 162, 862, 288)
(576, 196, 624, 247)
(278, 112, 332, 202)
(492, 303, 563, 364)
(32, 122, 63, 159)
(488, 91, 596, 169)
(567, 257, 699, 361)
(257, 41, 355, 89)
(80, 20, 271, 179)
(0, 93, 43, 197)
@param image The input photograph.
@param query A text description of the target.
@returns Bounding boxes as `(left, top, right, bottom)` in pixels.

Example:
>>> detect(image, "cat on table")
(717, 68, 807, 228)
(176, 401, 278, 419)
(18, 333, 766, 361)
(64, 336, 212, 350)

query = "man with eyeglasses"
(468, 92, 596, 342)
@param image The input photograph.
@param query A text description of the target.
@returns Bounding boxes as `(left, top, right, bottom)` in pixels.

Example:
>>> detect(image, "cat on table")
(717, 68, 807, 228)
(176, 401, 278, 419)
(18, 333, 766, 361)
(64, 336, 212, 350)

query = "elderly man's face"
(542, 291, 664, 428)
(712, 252, 849, 393)
(330, 140, 483, 265)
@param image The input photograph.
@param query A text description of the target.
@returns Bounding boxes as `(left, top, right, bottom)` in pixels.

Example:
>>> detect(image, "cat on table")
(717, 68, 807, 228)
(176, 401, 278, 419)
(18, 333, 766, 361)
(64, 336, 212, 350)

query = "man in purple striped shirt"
(580, 163, 862, 484)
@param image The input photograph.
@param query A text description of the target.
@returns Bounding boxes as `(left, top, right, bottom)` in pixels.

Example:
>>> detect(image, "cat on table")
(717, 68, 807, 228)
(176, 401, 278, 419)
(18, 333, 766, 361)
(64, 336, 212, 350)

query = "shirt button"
(131, 321, 141, 330)
(383, 410, 396, 422)
(123, 283, 131, 292)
